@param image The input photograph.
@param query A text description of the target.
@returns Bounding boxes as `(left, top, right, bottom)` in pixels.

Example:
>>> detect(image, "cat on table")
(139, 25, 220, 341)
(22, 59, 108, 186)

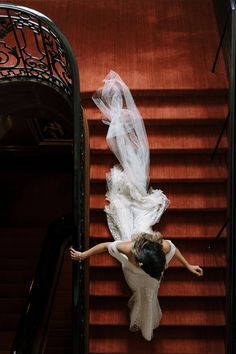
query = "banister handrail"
(227, 2, 236, 354)
(210, 2, 235, 352)
(0, 4, 77, 99)
(230, 0, 236, 10)
(11, 215, 73, 354)
(0, 4, 86, 354)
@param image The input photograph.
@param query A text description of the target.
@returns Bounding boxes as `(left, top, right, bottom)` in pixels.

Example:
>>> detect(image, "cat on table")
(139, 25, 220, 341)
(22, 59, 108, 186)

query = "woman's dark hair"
(132, 232, 166, 280)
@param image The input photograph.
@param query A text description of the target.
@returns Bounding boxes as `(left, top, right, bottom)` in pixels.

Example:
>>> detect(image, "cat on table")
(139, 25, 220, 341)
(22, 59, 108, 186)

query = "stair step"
(90, 125, 228, 153)
(0, 173, 72, 227)
(0, 332, 14, 350)
(0, 314, 21, 330)
(0, 246, 43, 256)
(0, 305, 76, 338)
(91, 154, 227, 182)
(90, 182, 227, 211)
(90, 352, 224, 354)
(0, 258, 39, 271)
(89, 326, 225, 353)
(44, 348, 72, 354)
(41, 331, 72, 346)
(0, 227, 46, 241)
(83, 95, 228, 125)
(89, 238, 226, 268)
(90, 268, 225, 297)
(44, 254, 72, 352)
(47, 317, 72, 329)
(0, 284, 31, 297)
(0, 299, 24, 313)
(89, 296, 225, 326)
(0, 232, 44, 253)
(0, 270, 35, 282)
(90, 210, 227, 239)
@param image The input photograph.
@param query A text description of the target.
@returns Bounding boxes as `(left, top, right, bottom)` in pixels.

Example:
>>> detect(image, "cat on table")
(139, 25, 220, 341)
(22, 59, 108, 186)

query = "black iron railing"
(11, 215, 73, 354)
(0, 5, 72, 97)
(227, 2, 236, 352)
(0, 4, 86, 354)
(212, 1, 236, 353)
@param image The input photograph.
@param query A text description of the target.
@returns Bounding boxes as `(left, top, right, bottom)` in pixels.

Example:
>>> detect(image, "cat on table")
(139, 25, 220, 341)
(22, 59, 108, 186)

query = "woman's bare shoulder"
(162, 239, 171, 254)
(116, 240, 133, 254)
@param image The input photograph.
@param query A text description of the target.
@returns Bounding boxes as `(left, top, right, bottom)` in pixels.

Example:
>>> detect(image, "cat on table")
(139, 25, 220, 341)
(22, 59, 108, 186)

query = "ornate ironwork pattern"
(0, 5, 86, 354)
(0, 7, 72, 97)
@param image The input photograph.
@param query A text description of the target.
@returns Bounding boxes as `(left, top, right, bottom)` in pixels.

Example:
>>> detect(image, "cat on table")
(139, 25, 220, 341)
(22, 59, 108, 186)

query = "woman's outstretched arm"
(70, 242, 112, 261)
(174, 248, 203, 277)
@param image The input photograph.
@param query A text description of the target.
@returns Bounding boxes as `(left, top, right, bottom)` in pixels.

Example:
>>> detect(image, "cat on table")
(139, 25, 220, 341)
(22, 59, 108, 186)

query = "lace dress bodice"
(108, 240, 176, 340)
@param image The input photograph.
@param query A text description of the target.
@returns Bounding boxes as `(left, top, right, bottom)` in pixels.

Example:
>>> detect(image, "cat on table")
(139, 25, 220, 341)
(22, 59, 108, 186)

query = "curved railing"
(0, 5, 73, 98)
(0, 4, 87, 354)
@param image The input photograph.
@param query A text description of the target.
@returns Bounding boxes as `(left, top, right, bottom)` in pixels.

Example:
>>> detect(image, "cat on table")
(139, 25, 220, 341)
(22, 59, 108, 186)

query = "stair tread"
(90, 182, 227, 210)
(0, 173, 72, 227)
(89, 297, 225, 326)
(90, 210, 227, 239)
(0, 227, 46, 247)
(83, 95, 228, 122)
(90, 268, 226, 297)
(89, 238, 226, 268)
(0, 299, 24, 312)
(90, 125, 228, 152)
(0, 313, 72, 330)
(91, 154, 227, 182)
(0, 258, 39, 270)
(0, 284, 32, 297)
(0, 313, 21, 330)
(89, 247, 226, 268)
(0, 227, 46, 236)
(0, 270, 35, 283)
(90, 353, 224, 354)
(0, 331, 14, 348)
(89, 326, 225, 353)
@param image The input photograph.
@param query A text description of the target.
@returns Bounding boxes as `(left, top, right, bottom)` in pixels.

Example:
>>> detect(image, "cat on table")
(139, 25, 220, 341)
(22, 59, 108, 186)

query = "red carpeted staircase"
(86, 87, 228, 353)
(0, 0, 229, 353)
(77, 1, 229, 352)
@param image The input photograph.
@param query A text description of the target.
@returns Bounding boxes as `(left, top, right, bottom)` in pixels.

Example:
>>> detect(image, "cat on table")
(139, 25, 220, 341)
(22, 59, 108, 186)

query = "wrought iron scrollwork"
(0, 7, 72, 97)
(0, 17, 12, 38)
(0, 4, 86, 354)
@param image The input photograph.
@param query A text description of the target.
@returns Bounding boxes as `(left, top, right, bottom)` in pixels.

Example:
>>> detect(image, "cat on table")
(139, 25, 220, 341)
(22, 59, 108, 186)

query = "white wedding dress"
(92, 71, 176, 341)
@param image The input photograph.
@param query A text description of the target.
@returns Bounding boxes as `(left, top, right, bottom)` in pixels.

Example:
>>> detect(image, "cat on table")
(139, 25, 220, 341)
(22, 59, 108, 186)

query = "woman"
(70, 71, 203, 340)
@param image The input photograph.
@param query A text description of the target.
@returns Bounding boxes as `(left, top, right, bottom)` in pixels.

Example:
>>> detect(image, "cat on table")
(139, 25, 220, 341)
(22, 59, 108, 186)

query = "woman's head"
(132, 231, 166, 280)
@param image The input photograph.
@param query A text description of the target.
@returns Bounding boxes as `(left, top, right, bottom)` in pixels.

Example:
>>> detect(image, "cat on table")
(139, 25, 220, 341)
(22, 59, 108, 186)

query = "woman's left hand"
(187, 264, 203, 277)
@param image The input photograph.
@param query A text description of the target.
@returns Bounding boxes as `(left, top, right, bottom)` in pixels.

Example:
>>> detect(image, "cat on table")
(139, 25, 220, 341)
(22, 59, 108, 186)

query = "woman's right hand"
(70, 246, 85, 261)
